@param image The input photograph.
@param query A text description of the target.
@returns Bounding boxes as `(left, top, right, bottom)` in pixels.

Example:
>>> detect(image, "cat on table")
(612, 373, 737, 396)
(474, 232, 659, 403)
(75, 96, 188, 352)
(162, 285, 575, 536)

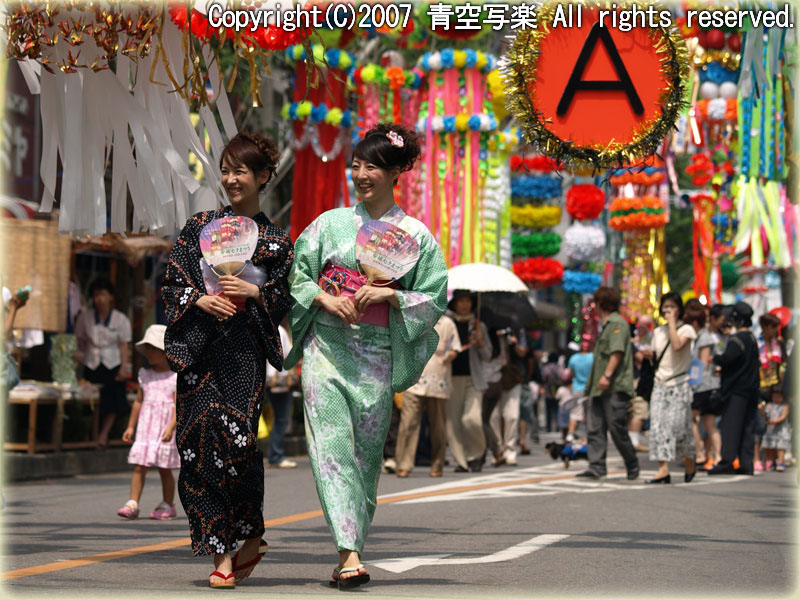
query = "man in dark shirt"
(708, 301, 760, 475)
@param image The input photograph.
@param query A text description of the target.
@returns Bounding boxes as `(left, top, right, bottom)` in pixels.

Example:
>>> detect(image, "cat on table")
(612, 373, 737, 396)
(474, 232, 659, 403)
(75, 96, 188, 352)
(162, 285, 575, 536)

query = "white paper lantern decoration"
(563, 223, 606, 263)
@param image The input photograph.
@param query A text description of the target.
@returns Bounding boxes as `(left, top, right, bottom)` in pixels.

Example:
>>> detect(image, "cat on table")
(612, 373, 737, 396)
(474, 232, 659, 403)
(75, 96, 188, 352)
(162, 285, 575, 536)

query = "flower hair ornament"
(386, 130, 405, 148)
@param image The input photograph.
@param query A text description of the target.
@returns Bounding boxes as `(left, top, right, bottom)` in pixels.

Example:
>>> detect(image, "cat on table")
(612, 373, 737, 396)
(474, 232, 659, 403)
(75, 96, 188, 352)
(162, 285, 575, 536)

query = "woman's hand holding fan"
(199, 216, 260, 311)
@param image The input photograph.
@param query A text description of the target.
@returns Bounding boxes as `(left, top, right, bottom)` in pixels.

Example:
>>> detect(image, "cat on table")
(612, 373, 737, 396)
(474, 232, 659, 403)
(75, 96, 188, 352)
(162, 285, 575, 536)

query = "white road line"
(370, 534, 571, 573)
(386, 471, 752, 504)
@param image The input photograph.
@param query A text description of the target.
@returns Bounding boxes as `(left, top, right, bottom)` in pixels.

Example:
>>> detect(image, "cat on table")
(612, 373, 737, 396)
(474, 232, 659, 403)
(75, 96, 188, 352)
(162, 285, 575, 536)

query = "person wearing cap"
(708, 301, 761, 475)
(118, 324, 179, 520)
(446, 290, 493, 472)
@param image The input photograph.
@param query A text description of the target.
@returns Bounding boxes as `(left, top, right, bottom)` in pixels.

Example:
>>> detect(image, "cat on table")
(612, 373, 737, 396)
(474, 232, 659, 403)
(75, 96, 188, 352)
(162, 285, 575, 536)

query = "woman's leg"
(691, 409, 705, 462)
(501, 385, 521, 462)
(130, 465, 148, 503)
(446, 376, 470, 470)
(157, 468, 175, 505)
(702, 413, 721, 464)
(267, 391, 292, 465)
(428, 397, 447, 474)
(395, 391, 424, 474)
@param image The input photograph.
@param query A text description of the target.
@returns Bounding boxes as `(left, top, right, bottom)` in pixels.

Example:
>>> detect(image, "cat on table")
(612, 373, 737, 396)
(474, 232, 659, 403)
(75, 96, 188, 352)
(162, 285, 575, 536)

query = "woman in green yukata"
(285, 123, 448, 589)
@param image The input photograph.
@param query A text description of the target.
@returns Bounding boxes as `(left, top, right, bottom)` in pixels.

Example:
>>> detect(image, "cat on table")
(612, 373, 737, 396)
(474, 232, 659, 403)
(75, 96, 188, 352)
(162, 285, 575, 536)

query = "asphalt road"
(2, 434, 797, 599)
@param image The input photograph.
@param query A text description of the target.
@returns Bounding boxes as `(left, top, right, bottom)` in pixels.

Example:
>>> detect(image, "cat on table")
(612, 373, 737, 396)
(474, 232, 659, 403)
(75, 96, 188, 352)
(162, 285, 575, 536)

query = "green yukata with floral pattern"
(286, 202, 447, 553)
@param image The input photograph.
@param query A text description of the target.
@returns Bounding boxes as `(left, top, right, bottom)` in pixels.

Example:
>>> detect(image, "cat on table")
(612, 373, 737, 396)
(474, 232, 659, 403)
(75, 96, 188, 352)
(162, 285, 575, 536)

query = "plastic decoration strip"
(620, 229, 668, 322)
(608, 196, 667, 231)
(510, 205, 562, 229)
(511, 232, 561, 257)
(17, 11, 234, 235)
(563, 270, 603, 294)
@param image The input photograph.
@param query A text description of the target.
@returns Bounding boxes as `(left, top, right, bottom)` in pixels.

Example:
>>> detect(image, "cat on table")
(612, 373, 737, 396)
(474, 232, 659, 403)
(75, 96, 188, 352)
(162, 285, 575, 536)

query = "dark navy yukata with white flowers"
(161, 206, 293, 556)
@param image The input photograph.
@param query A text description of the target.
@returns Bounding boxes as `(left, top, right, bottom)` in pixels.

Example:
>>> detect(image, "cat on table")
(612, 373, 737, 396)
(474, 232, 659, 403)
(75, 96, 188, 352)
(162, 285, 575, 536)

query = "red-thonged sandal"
(231, 539, 269, 583)
(208, 571, 235, 589)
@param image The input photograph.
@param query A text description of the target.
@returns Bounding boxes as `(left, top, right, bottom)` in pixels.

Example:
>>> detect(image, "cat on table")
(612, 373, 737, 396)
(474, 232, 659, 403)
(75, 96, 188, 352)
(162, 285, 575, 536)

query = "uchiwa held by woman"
(160, 132, 294, 588)
(285, 123, 448, 589)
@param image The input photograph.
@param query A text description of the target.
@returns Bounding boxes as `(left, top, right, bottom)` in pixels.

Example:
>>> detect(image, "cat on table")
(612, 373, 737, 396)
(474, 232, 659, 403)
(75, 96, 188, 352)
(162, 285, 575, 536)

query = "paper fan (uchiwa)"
(199, 216, 259, 276)
(355, 221, 420, 284)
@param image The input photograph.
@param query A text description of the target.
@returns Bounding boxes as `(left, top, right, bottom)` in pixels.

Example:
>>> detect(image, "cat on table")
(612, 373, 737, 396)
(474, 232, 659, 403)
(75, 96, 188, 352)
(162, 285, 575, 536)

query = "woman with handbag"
(646, 292, 698, 484)
(686, 303, 722, 471)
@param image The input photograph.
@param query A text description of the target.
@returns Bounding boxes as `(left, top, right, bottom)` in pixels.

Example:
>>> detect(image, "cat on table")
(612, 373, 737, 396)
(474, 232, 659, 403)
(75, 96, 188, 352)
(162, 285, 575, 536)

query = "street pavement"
(2, 433, 797, 599)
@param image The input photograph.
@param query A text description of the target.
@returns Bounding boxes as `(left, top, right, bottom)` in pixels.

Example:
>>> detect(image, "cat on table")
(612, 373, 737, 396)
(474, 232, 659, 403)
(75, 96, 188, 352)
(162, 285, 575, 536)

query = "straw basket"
(0, 219, 72, 332)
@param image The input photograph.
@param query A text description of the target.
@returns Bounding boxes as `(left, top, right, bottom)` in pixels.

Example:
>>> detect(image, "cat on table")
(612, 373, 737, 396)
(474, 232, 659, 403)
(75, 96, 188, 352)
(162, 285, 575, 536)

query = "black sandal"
(330, 565, 370, 590)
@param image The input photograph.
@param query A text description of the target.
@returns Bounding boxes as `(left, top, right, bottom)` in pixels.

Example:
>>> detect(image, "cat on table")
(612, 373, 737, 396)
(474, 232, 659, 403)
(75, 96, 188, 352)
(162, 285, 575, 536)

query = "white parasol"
(447, 263, 528, 294)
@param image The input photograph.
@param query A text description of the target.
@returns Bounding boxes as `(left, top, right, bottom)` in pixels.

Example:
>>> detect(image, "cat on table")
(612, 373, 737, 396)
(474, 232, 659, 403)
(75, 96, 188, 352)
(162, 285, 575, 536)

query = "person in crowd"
(709, 302, 761, 476)
(266, 318, 297, 469)
(577, 287, 639, 480)
(555, 369, 575, 440)
(686, 302, 722, 471)
(754, 313, 785, 471)
(541, 351, 563, 432)
(285, 123, 447, 589)
(760, 384, 792, 471)
(1, 284, 28, 393)
(446, 290, 492, 473)
(565, 339, 594, 443)
(118, 324, 179, 520)
(395, 313, 461, 478)
(520, 339, 543, 447)
(646, 293, 698, 484)
(161, 132, 293, 587)
(74, 277, 132, 451)
(480, 328, 506, 468)
(488, 327, 527, 466)
(630, 315, 655, 452)
(381, 402, 401, 474)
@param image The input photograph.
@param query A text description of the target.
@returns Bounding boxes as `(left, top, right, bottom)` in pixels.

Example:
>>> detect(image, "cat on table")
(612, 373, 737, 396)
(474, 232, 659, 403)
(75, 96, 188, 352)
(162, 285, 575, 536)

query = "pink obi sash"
(318, 264, 399, 327)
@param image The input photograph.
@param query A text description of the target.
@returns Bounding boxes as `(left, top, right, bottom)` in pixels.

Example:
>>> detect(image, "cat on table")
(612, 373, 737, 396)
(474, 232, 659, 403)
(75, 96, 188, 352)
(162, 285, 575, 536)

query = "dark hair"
(709, 304, 726, 319)
(88, 277, 115, 298)
(684, 303, 706, 328)
(353, 123, 421, 176)
(730, 301, 754, 328)
(759, 313, 781, 330)
(220, 132, 280, 191)
(659, 291, 684, 319)
(593, 287, 621, 313)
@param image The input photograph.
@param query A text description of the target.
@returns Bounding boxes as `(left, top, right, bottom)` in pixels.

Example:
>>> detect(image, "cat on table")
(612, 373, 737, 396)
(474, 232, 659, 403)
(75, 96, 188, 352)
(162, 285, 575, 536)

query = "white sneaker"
(269, 459, 297, 469)
(382, 458, 397, 474)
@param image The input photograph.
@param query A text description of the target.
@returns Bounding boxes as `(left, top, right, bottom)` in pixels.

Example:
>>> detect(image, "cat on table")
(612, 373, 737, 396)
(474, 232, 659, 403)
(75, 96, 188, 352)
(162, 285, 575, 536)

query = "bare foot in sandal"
(232, 537, 268, 582)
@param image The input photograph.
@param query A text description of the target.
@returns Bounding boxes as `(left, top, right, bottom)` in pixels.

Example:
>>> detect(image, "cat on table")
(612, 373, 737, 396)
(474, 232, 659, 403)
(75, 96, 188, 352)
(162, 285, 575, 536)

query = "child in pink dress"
(117, 325, 180, 520)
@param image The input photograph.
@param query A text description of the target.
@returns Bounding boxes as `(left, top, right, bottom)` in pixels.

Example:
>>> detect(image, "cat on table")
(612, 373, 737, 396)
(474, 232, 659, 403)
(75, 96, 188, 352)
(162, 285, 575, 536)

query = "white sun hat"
(135, 324, 167, 354)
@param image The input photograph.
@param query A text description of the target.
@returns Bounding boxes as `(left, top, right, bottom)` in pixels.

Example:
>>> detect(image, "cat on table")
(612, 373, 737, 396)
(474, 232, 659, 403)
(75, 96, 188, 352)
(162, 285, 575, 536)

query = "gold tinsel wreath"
(502, 0, 689, 172)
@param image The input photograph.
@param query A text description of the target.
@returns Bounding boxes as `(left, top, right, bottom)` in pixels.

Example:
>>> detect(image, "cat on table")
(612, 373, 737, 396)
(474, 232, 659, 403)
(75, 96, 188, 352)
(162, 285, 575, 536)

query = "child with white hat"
(117, 324, 179, 520)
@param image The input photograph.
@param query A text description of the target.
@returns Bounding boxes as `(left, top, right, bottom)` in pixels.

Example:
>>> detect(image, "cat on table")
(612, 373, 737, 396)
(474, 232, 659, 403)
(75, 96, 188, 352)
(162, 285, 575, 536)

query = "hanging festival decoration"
(620, 229, 669, 322)
(563, 223, 606, 263)
(565, 184, 605, 221)
(284, 42, 356, 240)
(562, 270, 603, 295)
(513, 257, 564, 288)
(510, 205, 562, 229)
(481, 130, 517, 268)
(510, 155, 561, 173)
(608, 196, 668, 231)
(502, 0, 689, 170)
(511, 232, 561, 257)
(415, 48, 499, 266)
(4, 2, 241, 235)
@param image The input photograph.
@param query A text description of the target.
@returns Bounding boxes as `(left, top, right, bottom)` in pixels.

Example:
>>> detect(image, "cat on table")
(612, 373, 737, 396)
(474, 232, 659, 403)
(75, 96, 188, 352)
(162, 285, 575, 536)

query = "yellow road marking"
(2, 469, 621, 581)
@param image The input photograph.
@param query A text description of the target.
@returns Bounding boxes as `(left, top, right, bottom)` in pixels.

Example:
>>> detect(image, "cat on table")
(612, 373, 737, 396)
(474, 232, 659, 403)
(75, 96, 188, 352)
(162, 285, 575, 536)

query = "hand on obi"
(196, 294, 237, 319)
(353, 285, 396, 313)
(317, 293, 360, 325)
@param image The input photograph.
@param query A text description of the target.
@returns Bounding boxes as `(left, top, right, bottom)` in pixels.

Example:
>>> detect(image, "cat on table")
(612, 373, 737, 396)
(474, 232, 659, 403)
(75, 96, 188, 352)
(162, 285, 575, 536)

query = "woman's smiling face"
(351, 157, 399, 202)
(221, 156, 268, 206)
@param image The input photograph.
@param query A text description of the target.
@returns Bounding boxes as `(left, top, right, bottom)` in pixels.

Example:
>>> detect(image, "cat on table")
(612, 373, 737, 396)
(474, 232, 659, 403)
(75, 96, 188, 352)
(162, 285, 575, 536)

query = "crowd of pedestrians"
(383, 286, 794, 483)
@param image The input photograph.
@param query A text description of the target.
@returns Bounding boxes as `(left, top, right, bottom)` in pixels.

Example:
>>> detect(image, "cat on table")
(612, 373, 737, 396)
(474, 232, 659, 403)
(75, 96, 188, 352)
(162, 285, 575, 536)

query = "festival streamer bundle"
(509, 154, 564, 287)
(415, 49, 499, 266)
(284, 44, 356, 241)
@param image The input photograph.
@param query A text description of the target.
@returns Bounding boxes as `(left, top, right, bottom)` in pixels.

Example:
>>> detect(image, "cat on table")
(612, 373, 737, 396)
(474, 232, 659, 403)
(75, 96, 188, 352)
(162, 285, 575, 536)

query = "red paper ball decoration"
(513, 257, 564, 288)
(565, 184, 605, 220)
(727, 32, 741, 52)
(705, 29, 726, 50)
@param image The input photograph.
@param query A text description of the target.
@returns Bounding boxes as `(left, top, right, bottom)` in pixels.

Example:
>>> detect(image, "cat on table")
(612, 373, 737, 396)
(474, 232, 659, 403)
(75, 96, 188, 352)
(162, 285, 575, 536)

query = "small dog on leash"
(545, 441, 589, 469)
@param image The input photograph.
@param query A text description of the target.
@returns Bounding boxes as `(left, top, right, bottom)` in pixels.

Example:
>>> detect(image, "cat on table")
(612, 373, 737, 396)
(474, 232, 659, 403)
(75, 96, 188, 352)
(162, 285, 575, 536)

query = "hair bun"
(355, 123, 421, 173)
